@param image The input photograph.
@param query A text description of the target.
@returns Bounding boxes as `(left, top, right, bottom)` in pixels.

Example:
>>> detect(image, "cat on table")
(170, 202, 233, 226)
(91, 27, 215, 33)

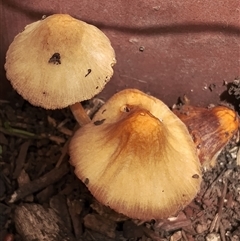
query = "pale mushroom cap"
(69, 89, 202, 220)
(5, 14, 116, 109)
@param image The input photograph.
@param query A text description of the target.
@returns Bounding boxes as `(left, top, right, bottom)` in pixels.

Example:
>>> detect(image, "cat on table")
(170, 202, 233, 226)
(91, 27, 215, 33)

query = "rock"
(206, 232, 221, 241)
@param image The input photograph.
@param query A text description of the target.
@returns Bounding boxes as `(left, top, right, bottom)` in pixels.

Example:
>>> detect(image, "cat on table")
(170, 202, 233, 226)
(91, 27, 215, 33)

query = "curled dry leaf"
(174, 105, 239, 168)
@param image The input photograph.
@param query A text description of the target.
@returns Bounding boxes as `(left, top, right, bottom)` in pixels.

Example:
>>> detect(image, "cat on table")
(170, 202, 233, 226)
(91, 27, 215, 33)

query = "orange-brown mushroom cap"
(5, 14, 116, 109)
(174, 105, 239, 168)
(69, 89, 202, 220)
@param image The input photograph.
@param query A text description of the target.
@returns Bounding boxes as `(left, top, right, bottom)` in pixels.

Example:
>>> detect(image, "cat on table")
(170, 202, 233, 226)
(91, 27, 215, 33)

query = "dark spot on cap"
(43, 91, 46, 95)
(123, 106, 130, 112)
(84, 178, 89, 185)
(192, 174, 200, 179)
(48, 53, 61, 65)
(102, 109, 106, 114)
(96, 86, 99, 89)
(85, 69, 92, 77)
(94, 119, 106, 125)
(162, 190, 164, 192)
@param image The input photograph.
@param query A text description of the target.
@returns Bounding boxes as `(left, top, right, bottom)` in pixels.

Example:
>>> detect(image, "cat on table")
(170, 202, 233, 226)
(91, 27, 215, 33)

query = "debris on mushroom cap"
(173, 105, 239, 168)
(5, 14, 116, 109)
(69, 89, 202, 220)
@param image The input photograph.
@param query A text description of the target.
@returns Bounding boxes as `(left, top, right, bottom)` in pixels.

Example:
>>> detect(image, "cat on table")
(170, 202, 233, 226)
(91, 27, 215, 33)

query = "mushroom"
(173, 104, 239, 168)
(69, 89, 202, 220)
(5, 14, 116, 126)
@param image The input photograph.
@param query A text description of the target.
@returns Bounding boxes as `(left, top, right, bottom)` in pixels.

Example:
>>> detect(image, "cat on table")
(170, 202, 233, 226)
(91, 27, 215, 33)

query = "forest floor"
(0, 93, 240, 241)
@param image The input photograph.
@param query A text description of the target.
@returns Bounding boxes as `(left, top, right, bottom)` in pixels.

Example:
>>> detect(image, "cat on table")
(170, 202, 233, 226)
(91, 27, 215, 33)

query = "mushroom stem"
(70, 102, 91, 126)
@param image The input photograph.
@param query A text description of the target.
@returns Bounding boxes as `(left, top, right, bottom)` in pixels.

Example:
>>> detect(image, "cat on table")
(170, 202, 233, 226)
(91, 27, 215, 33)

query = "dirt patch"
(0, 93, 240, 241)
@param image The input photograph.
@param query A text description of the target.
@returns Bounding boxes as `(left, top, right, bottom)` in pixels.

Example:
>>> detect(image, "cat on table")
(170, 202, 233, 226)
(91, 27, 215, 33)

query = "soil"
(0, 92, 240, 241)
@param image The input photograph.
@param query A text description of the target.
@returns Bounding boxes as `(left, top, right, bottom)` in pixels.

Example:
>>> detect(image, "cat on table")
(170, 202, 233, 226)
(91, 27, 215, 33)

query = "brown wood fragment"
(219, 221, 226, 241)
(67, 198, 84, 239)
(17, 169, 34, 202)
(182, 230, 194, 241)
(141, 225, 166, 241)
(50, 195, 73, 233)
(13, 140, 30, 179)
(14, 203, 76, 241)
(55, 124, 79, 168)
(215, 178, 228, 232)
(170, 231, 182, 241)
(58, 126, 73, 136)
(155, 212, 192, 233)
(0, 133, 8, 145)
(55, 139, 70, 168)
(47, 116, 57, 127)
(9, 164, 69, 203)
(48, 135, 65, 144)
(36, 185, 55, 203)
(122, 220, 144, 239)
(83, 213, 117, 239)
(203, 169, 226, 200)
(90, 199, 128, 222)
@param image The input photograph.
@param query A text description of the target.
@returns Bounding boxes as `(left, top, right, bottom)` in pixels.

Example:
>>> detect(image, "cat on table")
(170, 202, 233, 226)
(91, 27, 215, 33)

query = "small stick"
(181, 230, 190, 241)
(209, 213, 218, 233)
(55, 140, 70, 168)
(215, 178, 228, 232)
(0, 126, 66, 144)
(219, 221, 227, 241)
(0, 126, 38, 139)
(142, 225, 163, 241)
(202, 169, 226, 200)
(67, 198, 84, 239)
(13, 140, 31, 179)
(55, 124, 79, 168)
(9, 164, 69, 203)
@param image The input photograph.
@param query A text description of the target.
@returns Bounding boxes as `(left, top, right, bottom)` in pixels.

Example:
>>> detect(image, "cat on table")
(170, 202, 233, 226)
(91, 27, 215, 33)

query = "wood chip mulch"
(0, 94, 240, 241)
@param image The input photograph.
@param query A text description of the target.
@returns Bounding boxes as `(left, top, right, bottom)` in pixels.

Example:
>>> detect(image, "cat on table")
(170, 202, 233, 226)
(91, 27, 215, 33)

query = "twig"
(0, 126, 39, 139)
(214, 178, 228, 232)
(57, 118, 70, 129)
(181, 230, 189, 241)
(67, 198, 84, 239)
(219, 221, 227, 241)
(13, 140, 31, 179)
(58, 126, 73, 136)
(9, 164, 69, 203)
(209, 213, 218, 233)
(3, 122, 36, 137)
(55, 124, 79, 168)
(142, 225, 165, 241)
(0, 126, 65, 144)
(55, 139, 70, 168)
(202, 169, 226, 200)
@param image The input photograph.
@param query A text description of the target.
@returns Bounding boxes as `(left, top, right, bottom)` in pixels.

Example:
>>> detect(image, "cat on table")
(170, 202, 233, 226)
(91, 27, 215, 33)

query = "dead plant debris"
(0, 94, 240, 241)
